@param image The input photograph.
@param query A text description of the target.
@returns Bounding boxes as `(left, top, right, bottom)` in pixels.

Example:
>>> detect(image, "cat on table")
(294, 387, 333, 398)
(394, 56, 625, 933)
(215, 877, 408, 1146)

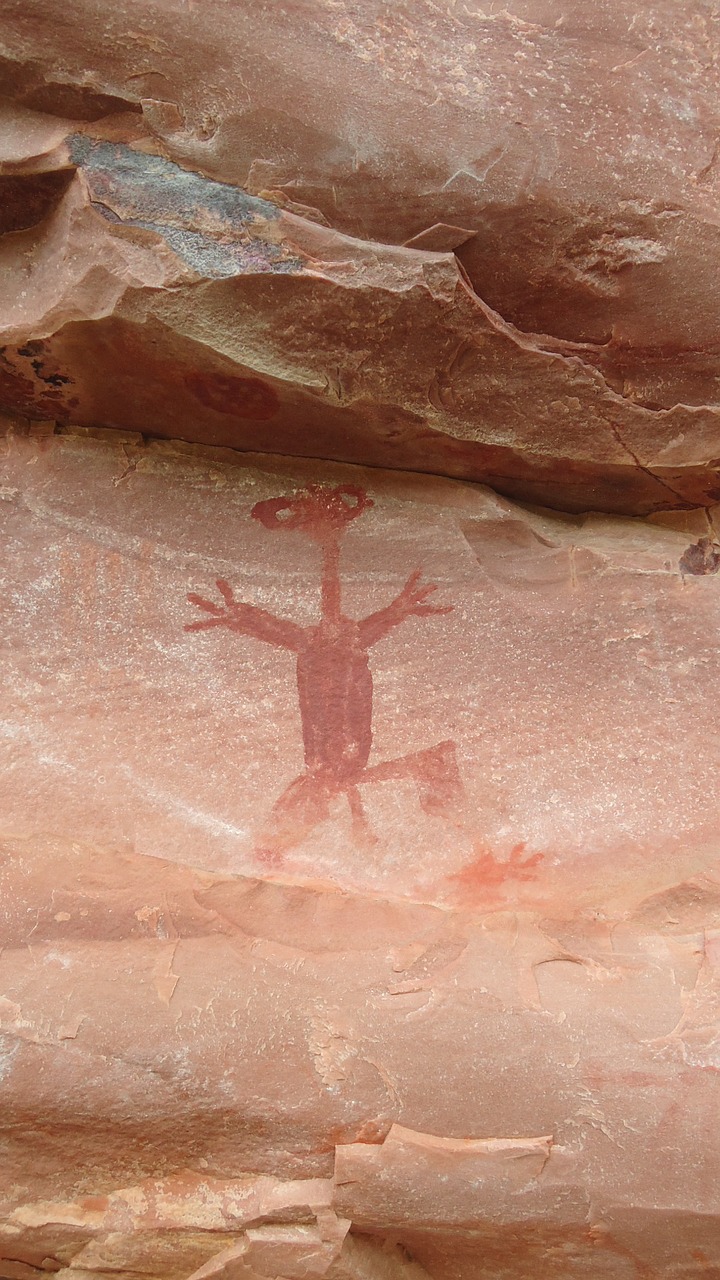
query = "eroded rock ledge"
(3, 0, 720, 513)
(5, 1128, 690, 1280)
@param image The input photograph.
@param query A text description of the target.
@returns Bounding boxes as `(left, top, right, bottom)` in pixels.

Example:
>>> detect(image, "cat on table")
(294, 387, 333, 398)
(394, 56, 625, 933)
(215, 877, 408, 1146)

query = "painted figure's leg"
(362, 739, 464, 819)
(346, 785, 378, 848)
(255, 773, 333, 865)
(411, 740, 464, 817)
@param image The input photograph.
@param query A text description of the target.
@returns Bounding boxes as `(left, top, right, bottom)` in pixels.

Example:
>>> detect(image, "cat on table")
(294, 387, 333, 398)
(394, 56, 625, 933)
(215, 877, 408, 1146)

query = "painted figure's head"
(251, 484, 373, 543)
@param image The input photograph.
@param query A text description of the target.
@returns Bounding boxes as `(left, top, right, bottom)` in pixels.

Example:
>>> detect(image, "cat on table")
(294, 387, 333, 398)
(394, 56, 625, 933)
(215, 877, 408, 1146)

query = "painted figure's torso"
(296, 615, 372, 783)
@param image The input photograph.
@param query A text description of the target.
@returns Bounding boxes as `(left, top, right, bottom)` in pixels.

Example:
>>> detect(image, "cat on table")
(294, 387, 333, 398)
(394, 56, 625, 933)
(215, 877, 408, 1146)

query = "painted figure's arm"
(358, 569, 453, 648)
(185, 579, 305, 651)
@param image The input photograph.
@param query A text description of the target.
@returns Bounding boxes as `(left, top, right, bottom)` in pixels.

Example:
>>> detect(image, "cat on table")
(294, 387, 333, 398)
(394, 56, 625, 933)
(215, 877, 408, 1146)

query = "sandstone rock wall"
(0, 421, 719, 1277)
(1, 4, 720, 1278)
(3, 2, 720, 510)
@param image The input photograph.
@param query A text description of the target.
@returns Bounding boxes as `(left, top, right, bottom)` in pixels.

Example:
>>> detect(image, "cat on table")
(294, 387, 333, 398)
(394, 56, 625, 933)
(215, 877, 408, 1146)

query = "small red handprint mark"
(449, 842, 544, 903)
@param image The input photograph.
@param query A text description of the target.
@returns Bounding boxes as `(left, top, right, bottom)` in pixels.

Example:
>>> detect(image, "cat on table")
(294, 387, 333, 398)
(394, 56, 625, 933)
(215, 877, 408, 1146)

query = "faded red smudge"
(79, 1194, 110, 1211)
(184, 370, 279, 419)
(584, 1064, 660, 1090)
(185, 484, 462, 861)
(450, 842, 544, 900)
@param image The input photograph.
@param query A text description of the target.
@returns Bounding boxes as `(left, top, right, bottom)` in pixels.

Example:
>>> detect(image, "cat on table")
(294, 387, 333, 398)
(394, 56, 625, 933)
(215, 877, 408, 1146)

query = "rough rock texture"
(1, 420, 720, 1278)
(4, 2, 720, 511)
(2, 5, 720, 1277)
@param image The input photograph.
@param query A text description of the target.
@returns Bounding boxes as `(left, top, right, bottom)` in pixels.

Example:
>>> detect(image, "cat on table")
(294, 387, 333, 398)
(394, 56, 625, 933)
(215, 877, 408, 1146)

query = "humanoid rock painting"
(3, 429, 719, 915)
(185, 484, 464, 866)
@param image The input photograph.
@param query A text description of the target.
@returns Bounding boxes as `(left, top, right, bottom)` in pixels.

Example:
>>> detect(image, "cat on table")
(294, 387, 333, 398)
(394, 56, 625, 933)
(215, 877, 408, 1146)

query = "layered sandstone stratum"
(1, 4, 719, 1279)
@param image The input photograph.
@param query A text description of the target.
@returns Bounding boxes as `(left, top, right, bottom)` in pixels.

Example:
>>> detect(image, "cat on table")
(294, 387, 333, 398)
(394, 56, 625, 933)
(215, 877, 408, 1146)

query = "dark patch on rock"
(0, 54, 141, 120)
(185, 370, 279, 420)
(679, 536, 720, 576)
(0, 171, 75, 235)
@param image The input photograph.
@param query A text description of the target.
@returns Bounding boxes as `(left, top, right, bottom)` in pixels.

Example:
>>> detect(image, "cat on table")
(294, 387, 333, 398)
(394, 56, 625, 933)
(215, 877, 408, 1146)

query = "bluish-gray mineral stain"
(69, 135, 303, 278)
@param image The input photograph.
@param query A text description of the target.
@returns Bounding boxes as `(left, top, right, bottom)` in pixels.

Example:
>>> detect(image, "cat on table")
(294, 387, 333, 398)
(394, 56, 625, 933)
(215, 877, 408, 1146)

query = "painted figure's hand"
(185, 579, 238, 630)
(397, 569, 453, 617)
(358, 568, 453, 647)
(185, 580, 305, 651)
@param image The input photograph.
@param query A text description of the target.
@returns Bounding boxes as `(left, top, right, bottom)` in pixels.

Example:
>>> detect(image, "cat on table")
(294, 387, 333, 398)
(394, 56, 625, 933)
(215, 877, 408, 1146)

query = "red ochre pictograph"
(185, 483, 465, 864)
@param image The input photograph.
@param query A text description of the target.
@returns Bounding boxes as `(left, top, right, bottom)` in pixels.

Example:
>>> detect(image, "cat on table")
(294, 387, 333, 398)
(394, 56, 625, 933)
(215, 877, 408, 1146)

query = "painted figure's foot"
(253, 773, 333, 866)
(347, 785, 379, 849)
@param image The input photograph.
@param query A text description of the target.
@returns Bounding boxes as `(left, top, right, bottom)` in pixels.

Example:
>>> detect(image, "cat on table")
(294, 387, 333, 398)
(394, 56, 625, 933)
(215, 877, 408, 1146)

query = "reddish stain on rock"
(450, 842, 544, 900)
(79, 1194, 111, 1211)
(184, 370, 279, 419)
(0, 363, 63, 419)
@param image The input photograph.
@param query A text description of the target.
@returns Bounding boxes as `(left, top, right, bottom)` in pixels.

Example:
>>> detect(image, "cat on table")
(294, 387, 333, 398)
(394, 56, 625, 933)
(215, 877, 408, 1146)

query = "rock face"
(2, 5, 720, 1278)
(1, 421, 719, 1278)
(3, 1, 720, 512)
